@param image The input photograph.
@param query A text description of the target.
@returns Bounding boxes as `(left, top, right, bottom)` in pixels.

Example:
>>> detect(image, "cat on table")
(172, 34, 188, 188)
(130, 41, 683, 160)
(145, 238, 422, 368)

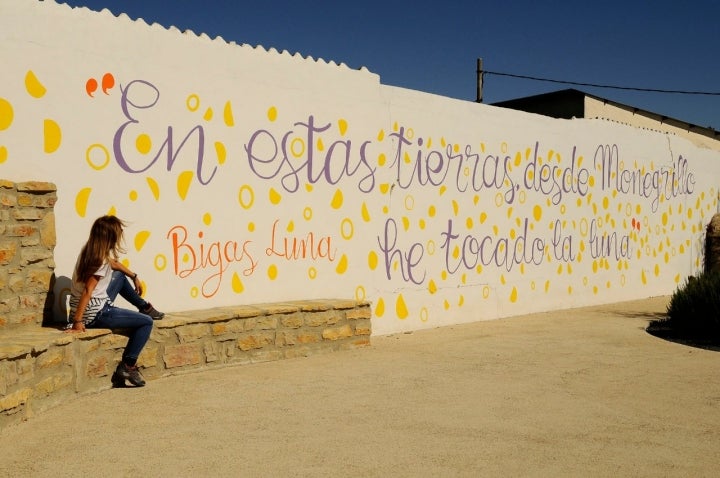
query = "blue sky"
(59, 0, 720, 130)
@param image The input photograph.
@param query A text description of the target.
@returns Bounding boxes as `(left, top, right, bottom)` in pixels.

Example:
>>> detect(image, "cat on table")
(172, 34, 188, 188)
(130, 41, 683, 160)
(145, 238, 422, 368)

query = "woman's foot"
(141, 303, 164, 320)
(112, 362, 146, 387)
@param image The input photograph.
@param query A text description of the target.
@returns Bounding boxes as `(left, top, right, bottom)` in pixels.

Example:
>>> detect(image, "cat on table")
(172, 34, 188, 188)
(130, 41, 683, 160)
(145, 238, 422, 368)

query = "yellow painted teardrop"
(232, 272, 244, 293)
(335, 254, 348, 274)
(330, 189, 343, 209)
(269, 188, 282, 205)
(177, 171, 194, 200)
(146, 177, 160, 200)
(396, 294, 409, 319)
(134, 230, 150, 252)
(75, 187, 92, 217)
(44, 119, 61, 153)
(25, 70, 47, 98)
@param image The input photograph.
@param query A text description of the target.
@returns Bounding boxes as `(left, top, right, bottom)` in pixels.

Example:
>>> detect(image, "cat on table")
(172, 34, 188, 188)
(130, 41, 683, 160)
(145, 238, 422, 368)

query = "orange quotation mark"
(631, 218, 641, 231)
(86, 73, 115, 97)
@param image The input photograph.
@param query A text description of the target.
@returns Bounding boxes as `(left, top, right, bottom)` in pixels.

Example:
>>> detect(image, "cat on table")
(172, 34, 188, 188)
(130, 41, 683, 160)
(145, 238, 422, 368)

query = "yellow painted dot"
(267, 106, 278, 122)
(378, 153, 386, 166)
(203, 213, 212, 225)
(428, 279, 437, 294)
(129, 190, 138, 201)
(203, 107, 213, 121)
(0, 98, 15, 130)
(190, 286, 199, 298)
(303, 207, 313, 221)
(368, 251, 378, 270)
(509, 286, 518, 303)
(308, 267, 317, 279)
(0, 146, 7, 164)
(267, 264, 278, 280)
(247, 222, 255, 232)
(533, 205, 543, 222)
(136, 134, 152, 154)
(338, 118, 348, 136)
(355, 286, 366, 301)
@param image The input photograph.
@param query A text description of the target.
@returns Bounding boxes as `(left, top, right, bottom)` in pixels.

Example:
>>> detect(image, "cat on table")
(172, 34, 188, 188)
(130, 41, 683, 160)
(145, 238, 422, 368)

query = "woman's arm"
(69, 275, 100, 332)
(109, 258, 143, 296)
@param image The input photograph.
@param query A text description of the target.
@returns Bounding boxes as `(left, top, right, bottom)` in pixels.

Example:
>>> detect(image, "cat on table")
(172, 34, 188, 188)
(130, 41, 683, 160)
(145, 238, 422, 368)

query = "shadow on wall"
(42, 274, 72, 329)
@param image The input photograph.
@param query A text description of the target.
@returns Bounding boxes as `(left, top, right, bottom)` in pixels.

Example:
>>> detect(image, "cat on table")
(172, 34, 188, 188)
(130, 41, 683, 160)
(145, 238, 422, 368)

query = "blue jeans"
(88, 271, 153, 362)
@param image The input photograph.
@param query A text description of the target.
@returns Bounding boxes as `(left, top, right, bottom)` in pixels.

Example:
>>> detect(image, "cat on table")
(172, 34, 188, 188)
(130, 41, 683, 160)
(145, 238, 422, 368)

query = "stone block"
(204, 342, 220, 362)
(254, 315, 278, 330)
(35, 374, 72, 397)
(17, 181, 56, 193)
(237, 331, 275, 351)
(346, 307, 372, 320)
(210, 320, 244, 337)
(304, 311, 335, 327)
(4, 224, 38, 237)
(296, 332, 321, 344)
(37, 349, 64, 369)
(175, 324, 209, 343)
(39, 211, 56, 248)
(0, 241, 17, 266)
(322, 324, 353, 341)
(354, 323, 372, 336)
(0, 388, 31, 413)
(86, 356, 109, 378)
(280, 314, 303, 329)
(163, 343, 202, 368)
(137, 344, 159, 368)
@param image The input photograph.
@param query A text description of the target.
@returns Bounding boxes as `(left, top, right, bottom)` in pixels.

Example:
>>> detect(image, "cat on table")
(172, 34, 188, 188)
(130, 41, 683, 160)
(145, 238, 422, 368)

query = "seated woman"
(67, 215, 164, 387)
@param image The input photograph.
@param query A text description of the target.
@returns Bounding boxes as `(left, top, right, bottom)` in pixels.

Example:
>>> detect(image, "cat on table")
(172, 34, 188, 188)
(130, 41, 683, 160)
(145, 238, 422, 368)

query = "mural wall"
(2, 0, 718, 335)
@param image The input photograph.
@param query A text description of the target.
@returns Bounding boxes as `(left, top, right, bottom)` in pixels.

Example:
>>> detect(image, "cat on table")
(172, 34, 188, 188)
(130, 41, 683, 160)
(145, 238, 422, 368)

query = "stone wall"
(0, 180, 57, 330)
(0, 299, 371, 429)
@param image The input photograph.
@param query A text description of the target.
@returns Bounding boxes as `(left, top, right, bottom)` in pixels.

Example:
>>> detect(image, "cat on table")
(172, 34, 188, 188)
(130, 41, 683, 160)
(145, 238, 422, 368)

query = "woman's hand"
(132, 275, 144, 296)
(67, 321, 86, 333)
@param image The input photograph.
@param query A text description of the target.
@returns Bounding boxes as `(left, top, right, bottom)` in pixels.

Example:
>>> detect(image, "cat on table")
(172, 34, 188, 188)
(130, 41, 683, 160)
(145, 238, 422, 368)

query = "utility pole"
(476, 58, 483, 103)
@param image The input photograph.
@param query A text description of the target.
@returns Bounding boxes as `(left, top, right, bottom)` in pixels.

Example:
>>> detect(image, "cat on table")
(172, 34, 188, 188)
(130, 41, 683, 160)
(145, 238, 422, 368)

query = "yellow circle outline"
(86, 143, 110, 171)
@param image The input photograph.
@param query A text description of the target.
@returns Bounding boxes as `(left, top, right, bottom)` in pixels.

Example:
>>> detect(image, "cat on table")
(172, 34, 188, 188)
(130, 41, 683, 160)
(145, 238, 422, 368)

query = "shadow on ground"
(646, 317, 720, 352)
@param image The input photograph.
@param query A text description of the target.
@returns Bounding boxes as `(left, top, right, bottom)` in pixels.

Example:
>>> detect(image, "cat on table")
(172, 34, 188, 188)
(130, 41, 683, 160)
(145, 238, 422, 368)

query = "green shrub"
(666, 272, 720, 340)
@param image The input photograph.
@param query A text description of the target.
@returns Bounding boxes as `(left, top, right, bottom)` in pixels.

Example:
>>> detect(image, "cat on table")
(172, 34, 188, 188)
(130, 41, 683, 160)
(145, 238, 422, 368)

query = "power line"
(482, 70, 720, 96)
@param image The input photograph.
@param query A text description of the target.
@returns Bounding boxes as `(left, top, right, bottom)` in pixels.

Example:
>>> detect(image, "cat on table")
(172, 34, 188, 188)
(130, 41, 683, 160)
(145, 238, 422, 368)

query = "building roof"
(492, 88, 720, 142)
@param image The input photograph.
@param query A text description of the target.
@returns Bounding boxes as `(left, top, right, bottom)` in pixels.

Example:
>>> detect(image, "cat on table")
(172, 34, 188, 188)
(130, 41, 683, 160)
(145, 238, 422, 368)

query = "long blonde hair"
(76, 215, 127, 283)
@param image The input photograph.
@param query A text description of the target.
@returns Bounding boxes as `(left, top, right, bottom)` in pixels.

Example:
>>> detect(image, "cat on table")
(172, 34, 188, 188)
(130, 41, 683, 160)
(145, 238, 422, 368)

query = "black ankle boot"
(112, 362, 146, 387)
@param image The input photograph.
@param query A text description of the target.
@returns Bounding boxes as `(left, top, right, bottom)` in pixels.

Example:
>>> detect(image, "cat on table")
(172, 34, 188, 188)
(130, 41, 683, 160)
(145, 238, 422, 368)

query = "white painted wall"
(2, 0, 717, 335)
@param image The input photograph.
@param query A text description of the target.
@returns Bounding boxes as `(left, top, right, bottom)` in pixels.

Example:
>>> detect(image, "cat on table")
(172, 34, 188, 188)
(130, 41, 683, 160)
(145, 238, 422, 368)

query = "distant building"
(493, 88, 720, 151)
